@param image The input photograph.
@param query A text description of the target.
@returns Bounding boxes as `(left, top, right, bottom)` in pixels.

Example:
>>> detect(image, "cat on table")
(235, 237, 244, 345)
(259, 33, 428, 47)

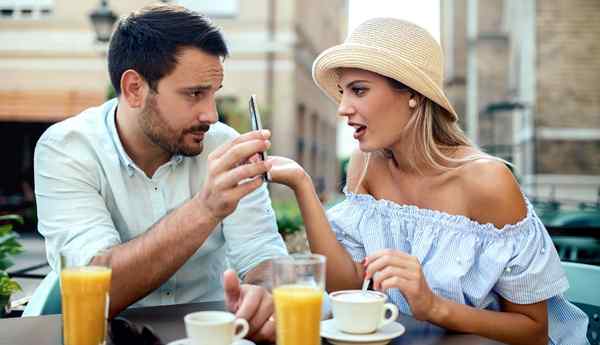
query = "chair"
(562, 261, 600, 344)
(554, 236, 600, 262)
(21, 270, 61, 316)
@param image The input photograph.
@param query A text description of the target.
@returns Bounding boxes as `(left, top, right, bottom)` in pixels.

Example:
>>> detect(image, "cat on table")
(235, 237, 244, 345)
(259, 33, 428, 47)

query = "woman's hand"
(365, 249, 439, 321)
(265, 156, 310, 191)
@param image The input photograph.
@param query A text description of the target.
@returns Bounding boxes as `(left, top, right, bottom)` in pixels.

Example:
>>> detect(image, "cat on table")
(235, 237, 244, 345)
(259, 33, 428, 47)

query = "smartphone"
(248, 94, 270, 181)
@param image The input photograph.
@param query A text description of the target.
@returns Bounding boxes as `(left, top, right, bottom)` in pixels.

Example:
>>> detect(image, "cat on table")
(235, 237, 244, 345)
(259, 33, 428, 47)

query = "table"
(0, 301, 506, 345)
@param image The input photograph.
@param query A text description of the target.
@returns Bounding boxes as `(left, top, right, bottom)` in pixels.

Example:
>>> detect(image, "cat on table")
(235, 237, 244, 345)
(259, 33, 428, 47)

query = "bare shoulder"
(458, 158, 527, 229)
(346, 149, 371, 194)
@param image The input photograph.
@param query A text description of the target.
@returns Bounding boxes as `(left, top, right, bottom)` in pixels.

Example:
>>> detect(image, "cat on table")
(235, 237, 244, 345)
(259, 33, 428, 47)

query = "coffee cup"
(329, 290, 399, 334)
(184, 311, 249, 345)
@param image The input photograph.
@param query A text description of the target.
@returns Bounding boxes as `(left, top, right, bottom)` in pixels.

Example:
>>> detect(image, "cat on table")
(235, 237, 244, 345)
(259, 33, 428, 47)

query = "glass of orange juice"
(59, 248, 112, 345)
(273, 254, 326, 345)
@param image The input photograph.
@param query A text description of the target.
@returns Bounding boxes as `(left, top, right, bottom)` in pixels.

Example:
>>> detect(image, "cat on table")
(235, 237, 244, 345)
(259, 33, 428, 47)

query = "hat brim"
(312, 43, 458, 121)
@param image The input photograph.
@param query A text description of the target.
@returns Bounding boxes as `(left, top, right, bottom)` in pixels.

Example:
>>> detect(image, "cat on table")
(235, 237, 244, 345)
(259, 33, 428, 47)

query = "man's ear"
(120, 69, 148, 109)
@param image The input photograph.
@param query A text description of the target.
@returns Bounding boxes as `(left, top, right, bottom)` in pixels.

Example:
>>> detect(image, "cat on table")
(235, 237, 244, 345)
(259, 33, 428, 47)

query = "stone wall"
(536, 0, 600, 129)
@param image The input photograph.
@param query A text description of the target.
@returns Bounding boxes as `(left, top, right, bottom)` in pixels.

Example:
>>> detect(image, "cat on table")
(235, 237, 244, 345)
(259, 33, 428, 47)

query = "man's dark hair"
(108, 4, 229, 96)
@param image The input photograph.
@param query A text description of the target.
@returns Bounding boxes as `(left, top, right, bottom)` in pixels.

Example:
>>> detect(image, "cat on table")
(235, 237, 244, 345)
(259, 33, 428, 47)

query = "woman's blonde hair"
(388, 78, 494, 171)
(391, 96, 487, 172)
(353, 78, 499, 192)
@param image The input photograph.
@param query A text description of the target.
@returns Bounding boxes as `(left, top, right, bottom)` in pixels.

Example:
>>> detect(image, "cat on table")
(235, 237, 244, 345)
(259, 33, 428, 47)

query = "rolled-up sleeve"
(222, 183, 288, 278)
(34, 134, 121, 271)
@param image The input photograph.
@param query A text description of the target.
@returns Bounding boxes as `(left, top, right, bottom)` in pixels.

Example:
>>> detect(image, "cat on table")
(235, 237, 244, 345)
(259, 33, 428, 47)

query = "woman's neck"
(386, 141, 465, 177)
(386, 137, 426, 174)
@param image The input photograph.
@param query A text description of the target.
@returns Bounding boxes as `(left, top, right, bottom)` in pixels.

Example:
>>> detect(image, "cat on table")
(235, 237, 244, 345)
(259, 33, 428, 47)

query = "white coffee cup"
(184, 311, 249, 345)
(329, 290, 399, 334)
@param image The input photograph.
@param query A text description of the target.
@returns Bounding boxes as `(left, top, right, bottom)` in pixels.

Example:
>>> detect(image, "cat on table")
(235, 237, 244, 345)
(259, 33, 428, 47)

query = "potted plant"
(0, 214, 24, 317)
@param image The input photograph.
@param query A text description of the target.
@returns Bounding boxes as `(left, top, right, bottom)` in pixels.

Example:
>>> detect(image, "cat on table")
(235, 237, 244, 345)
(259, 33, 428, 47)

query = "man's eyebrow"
(178, 85, 213, 92)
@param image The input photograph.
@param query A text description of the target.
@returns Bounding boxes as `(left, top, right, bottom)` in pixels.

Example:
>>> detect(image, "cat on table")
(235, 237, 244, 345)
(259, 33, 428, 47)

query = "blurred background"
(0, 0, 599, 311)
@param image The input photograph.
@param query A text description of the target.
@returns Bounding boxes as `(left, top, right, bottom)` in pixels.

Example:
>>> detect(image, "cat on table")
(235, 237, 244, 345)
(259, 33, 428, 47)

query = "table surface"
(0, 301, 506, 345)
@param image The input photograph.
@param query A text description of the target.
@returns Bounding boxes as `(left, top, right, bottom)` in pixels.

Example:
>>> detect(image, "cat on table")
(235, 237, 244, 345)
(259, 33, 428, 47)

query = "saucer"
(166, 338, 255, 345)
(320, 319, 405, 345)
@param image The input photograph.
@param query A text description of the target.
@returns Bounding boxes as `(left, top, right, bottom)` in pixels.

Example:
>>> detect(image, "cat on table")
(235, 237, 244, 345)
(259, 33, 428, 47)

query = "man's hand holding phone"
(194, 130, 272, 223)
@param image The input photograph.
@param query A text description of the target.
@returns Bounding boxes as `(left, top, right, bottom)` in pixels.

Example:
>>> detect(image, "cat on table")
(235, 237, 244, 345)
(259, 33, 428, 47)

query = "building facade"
(441, 0, 600, 205)
(0, 0, 347, 203)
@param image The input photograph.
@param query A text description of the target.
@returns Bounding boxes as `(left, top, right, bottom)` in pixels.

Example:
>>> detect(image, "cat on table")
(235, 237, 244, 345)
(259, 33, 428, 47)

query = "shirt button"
(154, 186, 159, 191)
(505, 267, 512, 273)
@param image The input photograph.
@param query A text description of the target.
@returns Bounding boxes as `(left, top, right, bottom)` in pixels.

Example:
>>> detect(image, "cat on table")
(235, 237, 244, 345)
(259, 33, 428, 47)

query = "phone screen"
(248, 95, 270, 181)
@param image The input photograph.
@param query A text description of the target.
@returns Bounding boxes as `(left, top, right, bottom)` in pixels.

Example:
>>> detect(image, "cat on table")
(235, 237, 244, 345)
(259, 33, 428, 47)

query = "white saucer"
(166, 338, 255, 345)
(320, 319, 405, 345)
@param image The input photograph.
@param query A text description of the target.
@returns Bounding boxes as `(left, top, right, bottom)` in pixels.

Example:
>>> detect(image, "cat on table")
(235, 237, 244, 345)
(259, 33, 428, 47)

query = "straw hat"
(312, 17, 458, 121)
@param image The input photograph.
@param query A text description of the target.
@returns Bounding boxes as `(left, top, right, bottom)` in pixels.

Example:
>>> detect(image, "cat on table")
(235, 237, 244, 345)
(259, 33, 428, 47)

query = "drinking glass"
(60, 248, 112, 345)
(272, 254, 326, 345)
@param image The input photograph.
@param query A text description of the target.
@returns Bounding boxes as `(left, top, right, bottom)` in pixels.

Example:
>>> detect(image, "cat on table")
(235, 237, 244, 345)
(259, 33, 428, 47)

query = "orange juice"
(60, 266, 111, 345)
(273, 284, 323, 345)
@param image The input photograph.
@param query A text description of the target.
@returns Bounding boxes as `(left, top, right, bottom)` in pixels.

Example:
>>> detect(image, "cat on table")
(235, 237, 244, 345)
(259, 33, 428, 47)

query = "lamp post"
(482, 100, 533, 192)
(89, 0, 118, 43)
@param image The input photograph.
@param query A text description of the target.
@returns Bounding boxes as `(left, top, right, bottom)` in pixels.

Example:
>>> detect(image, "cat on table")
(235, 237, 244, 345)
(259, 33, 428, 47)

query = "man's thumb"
(223, 269, 241, 311)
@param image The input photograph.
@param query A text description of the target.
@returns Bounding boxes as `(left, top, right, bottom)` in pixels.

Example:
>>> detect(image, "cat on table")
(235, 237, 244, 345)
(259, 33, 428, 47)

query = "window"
(0, 122, 51, 227)
(0, 0, 54, 19)
(176, 0, 239, 18)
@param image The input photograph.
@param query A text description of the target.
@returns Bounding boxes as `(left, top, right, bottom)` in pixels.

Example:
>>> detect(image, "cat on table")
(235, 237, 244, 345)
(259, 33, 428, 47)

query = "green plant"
(216, 97, 273, 136)
(0, 215, 24, 298)
(272, 200, 303, 235)
(106, 84, 116, 100)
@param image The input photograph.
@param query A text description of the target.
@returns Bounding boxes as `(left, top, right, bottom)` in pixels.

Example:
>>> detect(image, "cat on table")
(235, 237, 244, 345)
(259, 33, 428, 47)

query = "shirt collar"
(172, 154, 184, 166)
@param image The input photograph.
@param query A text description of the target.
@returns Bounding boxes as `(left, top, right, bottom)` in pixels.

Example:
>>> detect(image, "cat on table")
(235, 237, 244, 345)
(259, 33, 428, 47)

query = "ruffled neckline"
(341, 186, 536, 237)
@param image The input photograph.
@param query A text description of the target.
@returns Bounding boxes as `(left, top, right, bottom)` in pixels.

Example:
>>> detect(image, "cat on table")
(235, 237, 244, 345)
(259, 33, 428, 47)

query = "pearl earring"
(408, 99, 417, 108)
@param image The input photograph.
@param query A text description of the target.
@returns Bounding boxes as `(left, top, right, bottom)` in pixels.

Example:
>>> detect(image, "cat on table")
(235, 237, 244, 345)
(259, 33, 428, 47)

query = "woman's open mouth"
(351, 124, 367, 140)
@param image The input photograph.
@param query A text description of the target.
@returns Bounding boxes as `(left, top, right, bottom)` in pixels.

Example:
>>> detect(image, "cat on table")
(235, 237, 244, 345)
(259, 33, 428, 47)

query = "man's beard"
(139, 94, 210, 157)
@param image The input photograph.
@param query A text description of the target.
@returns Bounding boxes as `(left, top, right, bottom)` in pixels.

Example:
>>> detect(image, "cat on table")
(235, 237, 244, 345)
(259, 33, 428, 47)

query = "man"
(34, 4, 287, 342)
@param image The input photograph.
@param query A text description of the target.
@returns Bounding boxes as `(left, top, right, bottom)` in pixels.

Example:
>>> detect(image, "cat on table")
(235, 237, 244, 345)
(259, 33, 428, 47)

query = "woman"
(267, 18, 588, 344)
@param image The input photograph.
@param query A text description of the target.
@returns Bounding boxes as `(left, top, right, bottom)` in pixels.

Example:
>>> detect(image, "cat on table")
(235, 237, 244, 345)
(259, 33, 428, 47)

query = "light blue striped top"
(327, 188, 589, 345)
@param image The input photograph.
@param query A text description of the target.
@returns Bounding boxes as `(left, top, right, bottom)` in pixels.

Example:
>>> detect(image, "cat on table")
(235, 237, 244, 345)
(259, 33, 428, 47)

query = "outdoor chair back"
(21, 271, 60, 316)
(562, 261, 600, 344)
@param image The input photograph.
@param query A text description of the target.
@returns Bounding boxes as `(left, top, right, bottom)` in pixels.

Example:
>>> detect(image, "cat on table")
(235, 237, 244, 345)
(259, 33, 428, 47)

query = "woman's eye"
(352, 87, 366, 96)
